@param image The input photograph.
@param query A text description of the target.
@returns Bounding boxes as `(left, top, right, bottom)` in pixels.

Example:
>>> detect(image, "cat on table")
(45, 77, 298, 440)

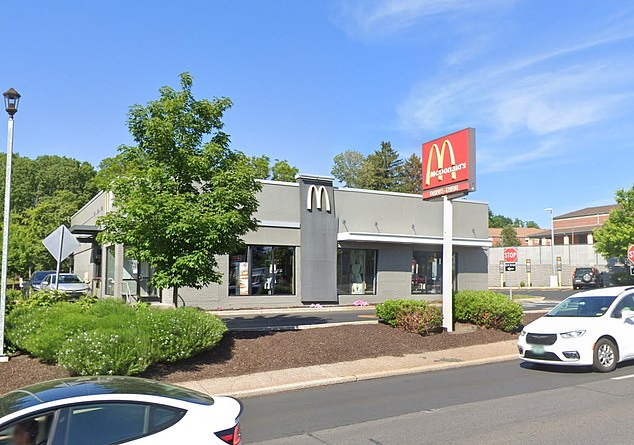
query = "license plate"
(532, 345, 544, 355)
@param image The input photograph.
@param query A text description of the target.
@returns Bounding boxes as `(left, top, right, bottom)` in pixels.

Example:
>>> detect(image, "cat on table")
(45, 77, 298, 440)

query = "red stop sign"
(628, 245, 634, 264)
(504, 247, 518, 263)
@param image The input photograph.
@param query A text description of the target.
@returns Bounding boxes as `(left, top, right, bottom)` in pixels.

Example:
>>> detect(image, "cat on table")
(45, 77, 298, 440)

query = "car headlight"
(560, 330, 586, 339)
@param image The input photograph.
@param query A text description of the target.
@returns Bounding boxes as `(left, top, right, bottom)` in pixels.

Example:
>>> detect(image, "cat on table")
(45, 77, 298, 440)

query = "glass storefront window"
(337, 249, 377, 295)
(229, 252, 248, 296)
(229, 246, 295, 296)
(411, 251, 442, 294)
(123, 248, 155, 297)
(105, 246, 115, 296)
(104, 246, 155, 297)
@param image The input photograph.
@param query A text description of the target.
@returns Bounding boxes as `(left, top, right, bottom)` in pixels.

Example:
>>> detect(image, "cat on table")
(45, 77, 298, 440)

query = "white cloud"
(399, 46, 634, 138)
(397, 33, 634, 173)
(443, 35, 491, 66)
(477, 138, 564, 174)
(336, 0, 508, 35)
(491, 65, 630, 136)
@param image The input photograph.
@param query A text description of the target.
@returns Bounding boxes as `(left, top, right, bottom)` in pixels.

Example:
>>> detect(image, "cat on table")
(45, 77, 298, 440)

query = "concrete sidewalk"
(176, 339, 519, 399)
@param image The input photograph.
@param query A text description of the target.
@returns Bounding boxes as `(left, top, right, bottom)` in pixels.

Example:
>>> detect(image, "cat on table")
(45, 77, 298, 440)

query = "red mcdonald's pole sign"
(422, 128, 476, 200)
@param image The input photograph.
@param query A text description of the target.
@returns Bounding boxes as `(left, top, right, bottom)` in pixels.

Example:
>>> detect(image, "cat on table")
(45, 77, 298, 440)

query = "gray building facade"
(71, 174, 491, 309)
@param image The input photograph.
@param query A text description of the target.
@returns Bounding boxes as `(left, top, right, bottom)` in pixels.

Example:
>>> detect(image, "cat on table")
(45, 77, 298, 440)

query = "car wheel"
(582, 273, 592, 283)
(593, 338, 618, 372)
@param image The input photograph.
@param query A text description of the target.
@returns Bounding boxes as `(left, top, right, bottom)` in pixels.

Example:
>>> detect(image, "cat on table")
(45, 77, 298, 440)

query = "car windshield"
(48, 275, 83, 284)
(60, 275, 83, 284)
(546, 295, 616, 317)
(31, 271, 54, 282)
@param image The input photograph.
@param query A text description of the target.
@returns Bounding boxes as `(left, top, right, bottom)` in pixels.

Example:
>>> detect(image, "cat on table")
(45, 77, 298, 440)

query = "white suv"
(518, 286, 634, 372)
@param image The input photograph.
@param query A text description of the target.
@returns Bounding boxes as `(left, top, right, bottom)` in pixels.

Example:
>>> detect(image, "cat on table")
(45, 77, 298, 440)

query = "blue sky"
(2, 0, 633, 228)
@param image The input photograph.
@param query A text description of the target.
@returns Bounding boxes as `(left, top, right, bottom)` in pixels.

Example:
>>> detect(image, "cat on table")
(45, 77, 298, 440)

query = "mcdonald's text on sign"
(504, 247, 518, 264)
(422, 128, 476, 200)
(628, 245, 634, 264)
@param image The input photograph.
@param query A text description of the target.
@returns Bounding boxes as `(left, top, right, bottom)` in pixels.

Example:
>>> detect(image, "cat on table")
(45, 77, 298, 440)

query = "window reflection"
(337, 249, 377, 295)
(411, 251, 442, 294)
(229, 246, 295, 296)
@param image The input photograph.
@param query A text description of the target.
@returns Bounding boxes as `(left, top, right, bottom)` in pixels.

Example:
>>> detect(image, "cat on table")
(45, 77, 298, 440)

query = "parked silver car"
(39, 273, 90, 298)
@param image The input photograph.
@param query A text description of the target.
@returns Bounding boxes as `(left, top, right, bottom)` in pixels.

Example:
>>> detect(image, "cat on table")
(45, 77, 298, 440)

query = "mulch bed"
(0, 313, 541, 395)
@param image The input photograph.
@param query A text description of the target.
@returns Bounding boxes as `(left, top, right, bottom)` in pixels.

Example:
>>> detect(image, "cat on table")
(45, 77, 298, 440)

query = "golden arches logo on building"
(307, 185, 331, 212)
(425, 139, 461, 186)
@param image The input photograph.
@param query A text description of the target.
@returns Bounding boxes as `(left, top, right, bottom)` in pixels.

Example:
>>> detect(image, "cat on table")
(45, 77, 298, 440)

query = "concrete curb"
(211, 305, 376, 317)
(176, 340, 519, 399)
(229, 320, 379, 332)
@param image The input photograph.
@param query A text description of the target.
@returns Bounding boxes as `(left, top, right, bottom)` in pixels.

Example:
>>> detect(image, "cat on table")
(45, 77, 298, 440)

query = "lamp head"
(3, 88, 20, 116)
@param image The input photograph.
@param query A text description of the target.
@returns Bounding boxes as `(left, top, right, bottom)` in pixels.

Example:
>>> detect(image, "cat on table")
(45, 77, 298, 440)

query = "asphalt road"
(503, 287, 577, 300)
(242, 359, 634, 444)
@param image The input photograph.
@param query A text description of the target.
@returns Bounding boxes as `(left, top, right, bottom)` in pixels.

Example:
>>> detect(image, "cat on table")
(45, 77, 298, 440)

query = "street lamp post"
(545, 208, 555, 284)
(0, 88, 20, 361)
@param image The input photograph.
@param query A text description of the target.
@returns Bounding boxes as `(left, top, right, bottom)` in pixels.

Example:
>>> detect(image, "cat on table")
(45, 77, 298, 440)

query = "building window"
(229, 246, 295, 296)
(411, 251, 442, 294)
(122, 248, 156, 297)
(337, 249, 377, 295)
(105, 246, 116, 296)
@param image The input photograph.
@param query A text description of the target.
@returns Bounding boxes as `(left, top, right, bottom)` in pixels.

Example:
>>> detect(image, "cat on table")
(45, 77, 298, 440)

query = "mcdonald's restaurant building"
(70, 174, 492, 309)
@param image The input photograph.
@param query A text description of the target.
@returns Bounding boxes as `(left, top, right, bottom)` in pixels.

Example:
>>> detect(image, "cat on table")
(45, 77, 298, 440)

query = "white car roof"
(0, 376, 215, 420)
(572, 286, 634, 297)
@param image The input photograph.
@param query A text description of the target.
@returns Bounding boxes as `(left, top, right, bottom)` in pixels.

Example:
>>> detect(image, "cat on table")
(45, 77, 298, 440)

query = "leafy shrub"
(6, 299, 227, 375)
(519, 281, 525, 287)
(454, 290, 523, 332)
(4, 289, 25, 315)
(395, 305, 443, 336)
(376, 299, 430, 327)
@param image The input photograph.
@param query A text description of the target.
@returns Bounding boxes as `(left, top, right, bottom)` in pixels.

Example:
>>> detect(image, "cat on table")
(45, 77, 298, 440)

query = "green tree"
(500, 225, 521, 247)
(94, 150, 144, 190)
(525, 220, 540, 229)
(488, 209, 513, 228)
(98, 73, 261, 306)
(0, 154, 37, 212)
(249, 156, 298, 182)
(361, 141, 403, 191)
(0, 153, 97, 278)
(331, 150, 366, 188)
(31, 156, 98, 206)
(250, 155, 272, 180)
(399, 153, 422, 194)
(270, 159, 298, 181)
(0, 154, 97, 213)
(12, 191, 80, 274)
(594, 186, 634, 260)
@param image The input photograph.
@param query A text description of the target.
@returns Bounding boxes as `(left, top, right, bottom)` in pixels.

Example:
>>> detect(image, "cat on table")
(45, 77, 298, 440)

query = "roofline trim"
(337, 231, 492, 247)
(71, 190, 106, 220)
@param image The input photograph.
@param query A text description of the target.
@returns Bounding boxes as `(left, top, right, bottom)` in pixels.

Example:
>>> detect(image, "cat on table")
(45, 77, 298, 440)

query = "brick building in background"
(488, 227, 542, 247)
(529, 204, 620, 246)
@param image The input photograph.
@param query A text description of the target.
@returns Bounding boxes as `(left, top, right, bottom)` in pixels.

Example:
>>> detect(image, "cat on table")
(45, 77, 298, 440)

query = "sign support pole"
(442, 195, 453, 332)
(55, 227, 64, 290)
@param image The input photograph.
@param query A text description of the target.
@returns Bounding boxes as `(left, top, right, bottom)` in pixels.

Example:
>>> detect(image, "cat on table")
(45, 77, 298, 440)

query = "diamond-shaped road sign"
(43, 225, 81, 262)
